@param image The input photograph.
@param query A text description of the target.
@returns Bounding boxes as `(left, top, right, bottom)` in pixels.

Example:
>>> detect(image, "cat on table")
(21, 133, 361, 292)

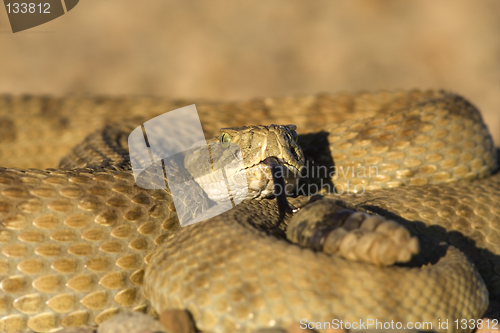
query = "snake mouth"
(252, 157, 301, 175)
(226, 157, 300, 178)
(263, 156, 284, 168)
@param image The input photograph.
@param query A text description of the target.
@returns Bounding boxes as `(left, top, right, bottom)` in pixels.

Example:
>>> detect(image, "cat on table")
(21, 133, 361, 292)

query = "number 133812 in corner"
(5, 2, 50, 13)
(3, 0, 79, 33)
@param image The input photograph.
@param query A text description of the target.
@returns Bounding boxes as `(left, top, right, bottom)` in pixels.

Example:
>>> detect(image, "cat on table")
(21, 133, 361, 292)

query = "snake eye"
(219, 133, 231, 146)
(291, 130, 298, 143)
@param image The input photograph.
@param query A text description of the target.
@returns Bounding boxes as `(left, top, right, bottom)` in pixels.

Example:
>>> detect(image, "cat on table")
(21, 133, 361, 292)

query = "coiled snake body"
(0, 90, 498, 332)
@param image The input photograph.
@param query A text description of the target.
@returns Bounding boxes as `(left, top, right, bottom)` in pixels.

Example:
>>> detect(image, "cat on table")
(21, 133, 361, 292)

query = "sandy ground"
(0, 0, 499, 144)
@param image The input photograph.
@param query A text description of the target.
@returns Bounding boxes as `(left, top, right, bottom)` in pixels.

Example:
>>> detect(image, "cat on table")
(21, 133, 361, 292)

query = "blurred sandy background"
(0, 0, 499, 144)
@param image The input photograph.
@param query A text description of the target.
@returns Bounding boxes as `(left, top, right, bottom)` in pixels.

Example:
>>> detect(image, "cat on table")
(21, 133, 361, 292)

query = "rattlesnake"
(0, 90, 498, 333)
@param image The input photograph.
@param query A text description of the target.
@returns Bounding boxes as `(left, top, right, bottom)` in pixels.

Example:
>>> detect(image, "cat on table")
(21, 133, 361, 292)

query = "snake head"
(214, 124, 305, 199)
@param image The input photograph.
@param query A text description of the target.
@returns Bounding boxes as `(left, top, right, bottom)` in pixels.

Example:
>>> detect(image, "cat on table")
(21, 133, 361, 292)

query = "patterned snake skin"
(0, 91, 498, 333)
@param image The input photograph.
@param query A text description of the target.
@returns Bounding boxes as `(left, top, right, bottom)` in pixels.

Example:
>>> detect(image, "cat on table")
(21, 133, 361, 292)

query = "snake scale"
(0, 90, 498, 333)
